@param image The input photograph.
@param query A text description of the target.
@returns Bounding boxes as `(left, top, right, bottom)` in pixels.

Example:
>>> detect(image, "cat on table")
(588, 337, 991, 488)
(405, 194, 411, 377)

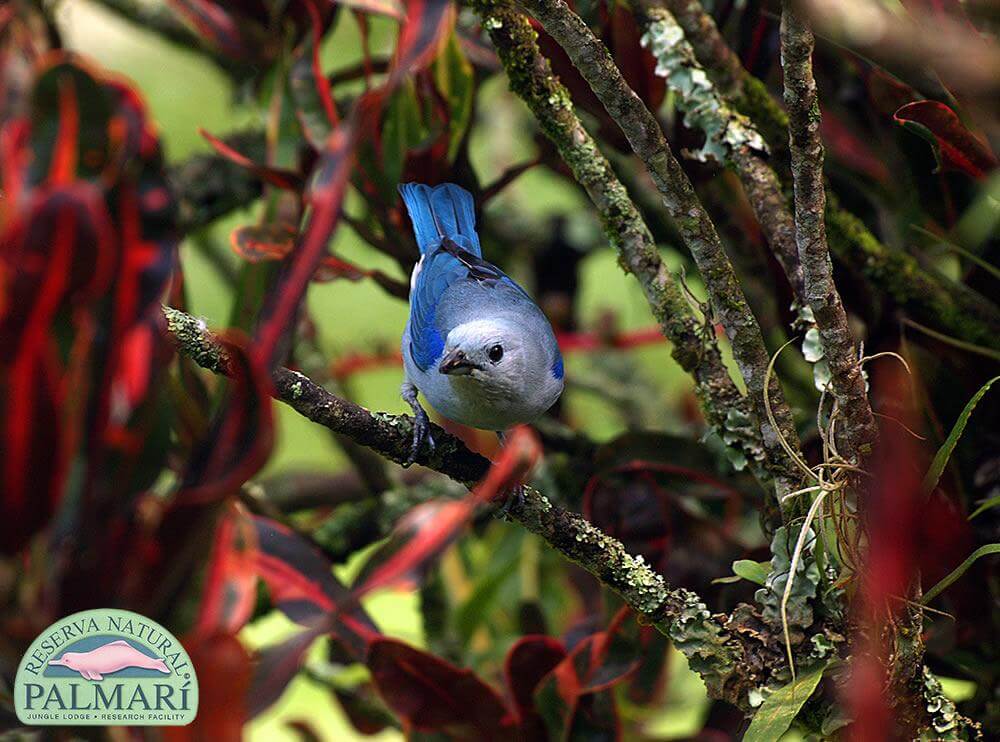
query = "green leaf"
(382, 79, 428, 190)
(433, 32, 474, 162)
(289, 22, 336, 149)
(921, 375, 1000, 495)
(921, 543, 1000, 604)
(732, 559, 770, 586)
(969, 493, 1000, 520)
(743, 662, 829, 742)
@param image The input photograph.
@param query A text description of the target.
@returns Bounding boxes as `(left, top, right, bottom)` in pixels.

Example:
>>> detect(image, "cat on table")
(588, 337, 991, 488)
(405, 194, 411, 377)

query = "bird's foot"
(494, 484, 526, 520)
(402, 385, 435, 467)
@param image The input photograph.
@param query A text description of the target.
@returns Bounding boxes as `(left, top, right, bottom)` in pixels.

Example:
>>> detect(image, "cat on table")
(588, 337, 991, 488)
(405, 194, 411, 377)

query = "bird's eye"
(488, 344, 504, 363)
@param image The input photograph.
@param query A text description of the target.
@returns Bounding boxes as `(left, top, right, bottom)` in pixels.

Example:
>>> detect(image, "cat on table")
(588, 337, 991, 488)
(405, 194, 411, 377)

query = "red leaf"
(230, 223, 297, 262)
(166, 0, 256, 59)
(505, 636, 567, 714)
(177, 336, 274, 504)
(253, 124, 354, 367)
(389, 0, 454, 83)
(49, 70, 80, 185)
(353, 426, 540, 597)
(368, 638, 513, 738)
(0, 185, 117, 554)
(894, 100, 998, 179)
(200, 128, 305, 191)
(253, 516, 379, 658)
(532, 610, 639, 739)
(249, 617, 332, 718)
(290, 0, 340, 149)
(165, 632, 251, 742)
(313, 254, 369, 281)
(194, 502, 260, 638)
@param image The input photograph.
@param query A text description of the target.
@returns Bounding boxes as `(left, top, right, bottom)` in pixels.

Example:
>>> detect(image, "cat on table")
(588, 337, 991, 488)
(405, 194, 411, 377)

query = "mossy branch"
(634, 1, 804, 298)
(646, 0, 1000, 350)
(161, 304, 747, 704)
(513, 0, 806, 506)
(780, 3, 876, 463)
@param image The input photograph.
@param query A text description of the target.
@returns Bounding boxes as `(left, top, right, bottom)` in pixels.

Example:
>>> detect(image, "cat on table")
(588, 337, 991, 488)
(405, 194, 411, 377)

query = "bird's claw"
(494, 484, 525, 520)
(403, 408, 435, 468)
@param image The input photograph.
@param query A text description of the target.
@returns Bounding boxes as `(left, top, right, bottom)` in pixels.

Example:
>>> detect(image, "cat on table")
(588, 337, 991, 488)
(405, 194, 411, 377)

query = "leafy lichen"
(640, 11, 767, 164)
(665, 591, 738, 697)
(756, 525, 820, 633)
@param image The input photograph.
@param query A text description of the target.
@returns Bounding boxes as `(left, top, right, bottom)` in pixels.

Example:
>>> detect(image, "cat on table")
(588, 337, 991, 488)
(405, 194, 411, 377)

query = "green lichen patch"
(756, 525, 820, 633)
(641, 11, 767, 164)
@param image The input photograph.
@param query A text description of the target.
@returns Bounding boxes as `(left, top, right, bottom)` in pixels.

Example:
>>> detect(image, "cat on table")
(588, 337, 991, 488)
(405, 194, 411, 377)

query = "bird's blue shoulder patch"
(412, 324, 445, 371)
(551, 356, 565, 380)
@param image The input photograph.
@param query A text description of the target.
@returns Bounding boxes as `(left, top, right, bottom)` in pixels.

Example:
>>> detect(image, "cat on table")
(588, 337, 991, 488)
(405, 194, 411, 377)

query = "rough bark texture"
(515, 0, 805, 504)
(634, 2, 804, 298)
(470, 1, 765, 471)
(780, 3, 877, 463)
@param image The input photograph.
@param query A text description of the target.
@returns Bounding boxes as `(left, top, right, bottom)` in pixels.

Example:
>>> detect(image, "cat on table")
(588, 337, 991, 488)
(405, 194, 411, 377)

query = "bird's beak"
(438, 348, 479, 375)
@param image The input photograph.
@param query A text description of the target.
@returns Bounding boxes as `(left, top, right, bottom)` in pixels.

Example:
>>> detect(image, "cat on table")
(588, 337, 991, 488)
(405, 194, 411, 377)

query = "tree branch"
(514, 0, 806, 505)
(634, 1, 804, 299)
(780, 3, 877, 463)
(646, 0, 1000, 351)
(162, 304, 747, 703)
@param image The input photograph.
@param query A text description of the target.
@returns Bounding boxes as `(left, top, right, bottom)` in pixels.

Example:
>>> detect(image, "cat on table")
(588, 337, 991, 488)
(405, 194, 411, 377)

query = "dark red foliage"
(177, 337, 274, 504)
(369, 638, 514, 739)
(194, 502, 260, 638)
(200, 128, 306, 192)
(0, 57, 176, 556)
(894, 100, 998, 178)
(166, 631, 253, 742)
(254, 516, 379, 657)
(353, 426, 540, 598)
(504, 636, 568, 738)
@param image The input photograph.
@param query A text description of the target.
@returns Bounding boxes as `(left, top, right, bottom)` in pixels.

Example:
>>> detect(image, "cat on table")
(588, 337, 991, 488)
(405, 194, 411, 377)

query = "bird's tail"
(398, 182, 481, 256)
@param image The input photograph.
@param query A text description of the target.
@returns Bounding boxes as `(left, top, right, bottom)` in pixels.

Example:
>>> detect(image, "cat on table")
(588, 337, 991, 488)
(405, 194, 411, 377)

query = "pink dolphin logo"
(48, 640, 170, 681)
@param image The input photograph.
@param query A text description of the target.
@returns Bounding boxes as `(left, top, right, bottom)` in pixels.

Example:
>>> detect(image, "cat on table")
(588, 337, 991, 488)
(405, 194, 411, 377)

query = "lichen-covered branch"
(645, 0, 1000, 351)
(162, 304, 748, 704)
(780, 3, 876, 463)
(514, 0, 805, 504)
(469, 1, 763, 469)
(635, 1, 804, 299)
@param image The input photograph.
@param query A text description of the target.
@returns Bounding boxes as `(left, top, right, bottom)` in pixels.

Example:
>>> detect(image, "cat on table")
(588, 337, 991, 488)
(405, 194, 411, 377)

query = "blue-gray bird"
(398, 182, 564, 464)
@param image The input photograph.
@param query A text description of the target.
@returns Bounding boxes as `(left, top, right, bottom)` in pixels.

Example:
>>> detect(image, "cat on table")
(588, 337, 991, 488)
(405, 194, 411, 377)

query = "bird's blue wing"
(400, 183, 483, 371)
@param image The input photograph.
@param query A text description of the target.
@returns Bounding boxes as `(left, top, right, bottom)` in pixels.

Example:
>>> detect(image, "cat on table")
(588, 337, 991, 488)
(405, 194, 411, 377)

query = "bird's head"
(438, 319, 562, 404)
